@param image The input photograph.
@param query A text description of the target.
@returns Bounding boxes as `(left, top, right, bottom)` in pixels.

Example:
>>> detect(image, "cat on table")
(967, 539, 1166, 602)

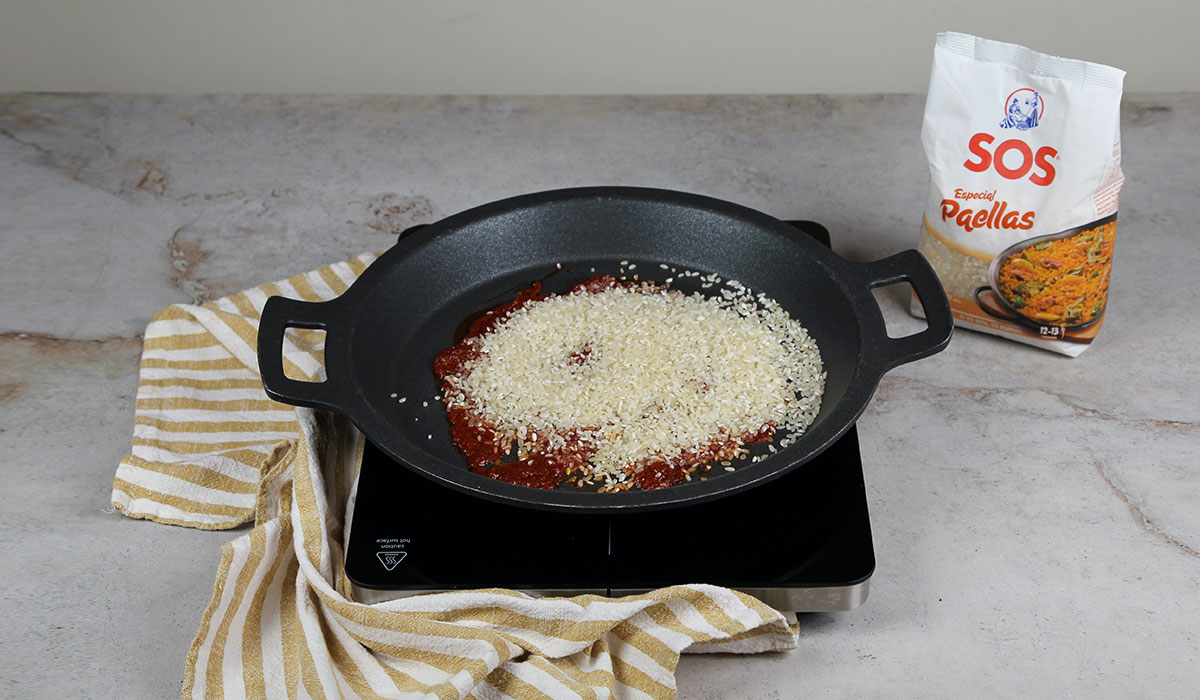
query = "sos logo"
(962, 88, 1058, 187)
(963, 133, 1058, 187)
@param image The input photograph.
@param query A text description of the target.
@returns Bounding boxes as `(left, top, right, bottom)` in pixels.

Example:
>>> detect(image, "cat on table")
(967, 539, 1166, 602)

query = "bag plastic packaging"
(914, 32, 1125, 356)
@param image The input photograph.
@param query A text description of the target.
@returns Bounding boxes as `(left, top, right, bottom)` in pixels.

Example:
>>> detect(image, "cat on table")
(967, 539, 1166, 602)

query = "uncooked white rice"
(441, 275, 826, 487)
(918, 225, 990, 300)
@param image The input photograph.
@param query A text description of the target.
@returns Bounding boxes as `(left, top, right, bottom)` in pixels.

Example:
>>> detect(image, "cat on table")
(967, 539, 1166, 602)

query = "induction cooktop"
(344, 221, 875, 612)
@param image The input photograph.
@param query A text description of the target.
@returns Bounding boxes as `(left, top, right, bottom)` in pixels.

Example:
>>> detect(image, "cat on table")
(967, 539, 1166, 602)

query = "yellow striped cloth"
(112, 253, 801, 699)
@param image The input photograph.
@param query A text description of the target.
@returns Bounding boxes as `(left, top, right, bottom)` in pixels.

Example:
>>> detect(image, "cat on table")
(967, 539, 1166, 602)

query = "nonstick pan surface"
(259, 187, 952, 512)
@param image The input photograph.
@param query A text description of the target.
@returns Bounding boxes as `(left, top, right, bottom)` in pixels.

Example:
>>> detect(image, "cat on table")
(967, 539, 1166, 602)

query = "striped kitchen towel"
(112, 253, 800, 699)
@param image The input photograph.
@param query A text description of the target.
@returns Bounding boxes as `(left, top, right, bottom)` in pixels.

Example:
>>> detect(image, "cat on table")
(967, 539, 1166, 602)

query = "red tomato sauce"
(432, 274, 777, 490)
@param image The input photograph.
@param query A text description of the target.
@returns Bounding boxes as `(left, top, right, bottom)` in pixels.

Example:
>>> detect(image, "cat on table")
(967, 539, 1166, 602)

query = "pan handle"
(257, 296, 343, 412)
(854, 250, 954, 372)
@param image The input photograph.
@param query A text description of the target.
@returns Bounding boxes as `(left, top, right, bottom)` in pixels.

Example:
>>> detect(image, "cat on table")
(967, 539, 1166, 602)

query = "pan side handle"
(257, 296, 342, 412)
(854, 250, 954, 372)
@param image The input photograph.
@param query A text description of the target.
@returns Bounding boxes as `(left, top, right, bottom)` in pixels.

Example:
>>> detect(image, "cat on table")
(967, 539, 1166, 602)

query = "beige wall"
(0, 0, 1191, 93)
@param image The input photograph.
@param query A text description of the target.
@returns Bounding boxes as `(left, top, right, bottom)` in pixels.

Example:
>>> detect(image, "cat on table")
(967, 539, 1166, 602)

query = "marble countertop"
(3, 93, 1197, 698)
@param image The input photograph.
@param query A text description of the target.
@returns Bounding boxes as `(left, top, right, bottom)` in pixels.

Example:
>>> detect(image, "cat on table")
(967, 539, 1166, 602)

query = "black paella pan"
(258, 187, 953, 512)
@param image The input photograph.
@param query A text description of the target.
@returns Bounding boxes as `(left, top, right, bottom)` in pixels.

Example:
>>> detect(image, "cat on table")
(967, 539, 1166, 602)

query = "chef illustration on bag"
(1000, 89, 1042, 131)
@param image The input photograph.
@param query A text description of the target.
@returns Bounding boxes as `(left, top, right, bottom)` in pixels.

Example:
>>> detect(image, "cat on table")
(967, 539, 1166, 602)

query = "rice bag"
(914, 32, 1125, 356)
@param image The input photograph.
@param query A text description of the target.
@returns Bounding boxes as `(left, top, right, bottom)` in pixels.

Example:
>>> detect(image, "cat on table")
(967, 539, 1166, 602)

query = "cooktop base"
(343, 221, 875, 612)
(345, 423, 874, 612)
